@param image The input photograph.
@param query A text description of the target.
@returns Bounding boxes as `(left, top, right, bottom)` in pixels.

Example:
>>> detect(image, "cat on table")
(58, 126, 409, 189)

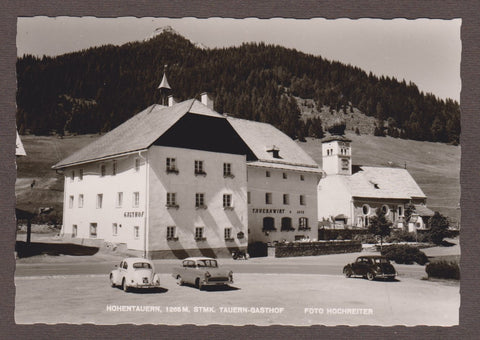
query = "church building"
(317, 135, 433, 230)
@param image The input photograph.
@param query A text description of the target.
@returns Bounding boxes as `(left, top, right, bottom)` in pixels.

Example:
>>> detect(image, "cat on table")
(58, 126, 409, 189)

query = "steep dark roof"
(52, 99, 221, 169)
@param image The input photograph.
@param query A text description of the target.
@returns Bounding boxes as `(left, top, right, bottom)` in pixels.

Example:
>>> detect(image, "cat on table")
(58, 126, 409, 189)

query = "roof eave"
(52, 148, 149, 170)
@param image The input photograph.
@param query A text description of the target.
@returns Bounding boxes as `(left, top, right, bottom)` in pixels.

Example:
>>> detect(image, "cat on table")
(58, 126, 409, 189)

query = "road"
(15, 272, 459, 326)
(15, 252, 427, 279)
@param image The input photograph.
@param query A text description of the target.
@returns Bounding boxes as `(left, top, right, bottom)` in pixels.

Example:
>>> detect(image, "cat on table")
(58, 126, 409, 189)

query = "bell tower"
(157, 64, 171, 106)
(322, 135, 352, 176)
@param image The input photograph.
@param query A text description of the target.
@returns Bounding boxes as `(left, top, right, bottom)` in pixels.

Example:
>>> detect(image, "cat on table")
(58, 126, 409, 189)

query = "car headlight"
(205, 271, 211, 278)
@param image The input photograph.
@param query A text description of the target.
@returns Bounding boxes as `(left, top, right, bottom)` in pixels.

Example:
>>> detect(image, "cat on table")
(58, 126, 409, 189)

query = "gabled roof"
(413, 204, 435, 217)
(226, 117, 321, 173)
(53, 99, 222, 169)
(343, 166, 426, 200)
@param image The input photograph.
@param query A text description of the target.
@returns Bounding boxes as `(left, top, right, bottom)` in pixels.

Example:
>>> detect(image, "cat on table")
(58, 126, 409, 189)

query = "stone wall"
(275, 240, 362, 258)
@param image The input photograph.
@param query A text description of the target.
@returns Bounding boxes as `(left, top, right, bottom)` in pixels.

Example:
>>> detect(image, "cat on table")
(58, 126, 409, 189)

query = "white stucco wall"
(147, 146, 248, 254)
(317, 175, 353, 224)
(62, 152, 147, 251)
(247, 166, 320, 243)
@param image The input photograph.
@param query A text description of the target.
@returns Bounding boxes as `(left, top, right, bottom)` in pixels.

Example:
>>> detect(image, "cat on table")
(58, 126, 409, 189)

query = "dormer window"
(266, 145, 281, 159)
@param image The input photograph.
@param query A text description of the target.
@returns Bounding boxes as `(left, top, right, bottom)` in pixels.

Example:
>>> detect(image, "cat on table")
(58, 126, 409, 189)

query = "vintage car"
(172, 257, 233, 290)
(343, 255, 396, 281)
(110, 257, 161, 292)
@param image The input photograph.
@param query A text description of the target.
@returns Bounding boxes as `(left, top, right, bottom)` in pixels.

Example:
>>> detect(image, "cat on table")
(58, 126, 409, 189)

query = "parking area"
(15, 272, 459, 326)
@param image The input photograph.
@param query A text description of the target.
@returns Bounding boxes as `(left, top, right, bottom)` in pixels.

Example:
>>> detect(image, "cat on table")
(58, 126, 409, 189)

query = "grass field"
(15, 133, 460, 223)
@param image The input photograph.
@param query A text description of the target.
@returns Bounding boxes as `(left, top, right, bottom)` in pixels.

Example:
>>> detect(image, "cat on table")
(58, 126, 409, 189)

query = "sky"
(17, 17, 461, 101)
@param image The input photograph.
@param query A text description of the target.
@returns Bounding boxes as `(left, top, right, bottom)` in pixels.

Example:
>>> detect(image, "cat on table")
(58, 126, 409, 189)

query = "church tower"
(157, 65, 171, 106)
(321, 135, 352, 176)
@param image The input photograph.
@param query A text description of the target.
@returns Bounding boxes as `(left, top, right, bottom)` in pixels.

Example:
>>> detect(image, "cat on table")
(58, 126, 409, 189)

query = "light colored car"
(110, 257, 161, 292)
(172, 257, 233, 290)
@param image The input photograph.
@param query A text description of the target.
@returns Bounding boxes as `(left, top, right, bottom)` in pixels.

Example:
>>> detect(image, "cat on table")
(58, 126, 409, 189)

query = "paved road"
(15, 273, 459, 326)
(15, 252, 427, 279)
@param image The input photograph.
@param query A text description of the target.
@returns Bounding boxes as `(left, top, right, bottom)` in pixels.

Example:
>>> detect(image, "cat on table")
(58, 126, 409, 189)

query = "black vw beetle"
(343, 255, 396, 281)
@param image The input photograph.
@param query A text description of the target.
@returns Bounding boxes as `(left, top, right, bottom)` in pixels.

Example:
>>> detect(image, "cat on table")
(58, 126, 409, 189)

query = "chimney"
(201, 92, 214, 110)
(168, 95, 177, 107)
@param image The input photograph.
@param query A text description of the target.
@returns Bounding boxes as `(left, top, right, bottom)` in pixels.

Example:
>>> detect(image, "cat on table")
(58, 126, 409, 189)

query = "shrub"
(385, 230, 417, 243)
(353, 233, 378, 244)
(381, 244, 428, 265)
(426, 261, 460, 280)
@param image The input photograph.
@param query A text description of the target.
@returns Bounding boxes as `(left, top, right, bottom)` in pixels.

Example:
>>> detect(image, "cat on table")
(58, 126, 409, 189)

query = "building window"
(398, 205, 404, 216)
(195, 227, 205, 240)
(224, 228, 233, 240)
(133, 192, 140, 208)
(116, 192, 123, 208)
(72, 225, 77, 238)
(112, 223, 118, 236)
(195, 193, 206, 209)
(69, 195, 74, 208)
(283, 172, 287, 179)
(166, 158, 178, 173)
(300, 175, 304, 181)
(299, 217, 309, 230)
(194, 160, 206, 175)
(167, 226, 177, 240)
(247, 191, 251, 204)
(78, 194, 84, 208)
(223, 163, 233, 177)
(112, 160, 117, 176)
(265, 193, 272, 205)
(134, 158, 140, 172)
(362, 204, 370, 215)
(166, 192, 178, 208)
(223, 194, 233, 209)
(134, 226, 140, 239)
(299, 195, 306, 206)
(70, 170, 75, 181)
(381, 205, 390, 215)
(90, 223, 97, 238)
(100, 164, 106, 177)
(262, 217, 276, 232)
(283, 194, 289, 205)
(266, 171, 270, 177)
(281, 217, 294, 231)
(96, 194, 103, 209)
(79, 168, 83, 180)
(341, 158, 349, 171)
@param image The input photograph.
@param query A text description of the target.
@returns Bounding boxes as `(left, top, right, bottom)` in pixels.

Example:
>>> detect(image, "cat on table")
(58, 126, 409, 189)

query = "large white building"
(53, 92, 321, 258)
(317, 135, 433, 230)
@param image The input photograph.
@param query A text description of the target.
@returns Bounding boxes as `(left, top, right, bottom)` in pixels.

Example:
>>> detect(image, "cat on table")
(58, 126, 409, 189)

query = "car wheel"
(366, 272, 375, 281)
(343, 268, 352, 278)
(122, 278, 129, 292)
(176, 275, 184, 286)
(110, 274, 116, 287)
(195, 278, 203, 291)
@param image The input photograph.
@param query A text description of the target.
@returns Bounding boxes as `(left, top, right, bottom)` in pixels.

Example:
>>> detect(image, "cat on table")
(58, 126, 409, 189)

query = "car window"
(356, 258, 364, 263)
(197, 260, 218, 268)
(374, 258, 388, 264)
(133, 262, 152, 269)
(123, 262, 128, 269)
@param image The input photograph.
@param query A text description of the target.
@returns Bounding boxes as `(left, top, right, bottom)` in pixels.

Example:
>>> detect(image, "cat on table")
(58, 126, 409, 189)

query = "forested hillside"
(16, 28, 460, 144)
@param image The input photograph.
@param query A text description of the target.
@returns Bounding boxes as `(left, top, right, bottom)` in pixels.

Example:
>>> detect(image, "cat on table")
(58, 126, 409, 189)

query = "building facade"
(317, 136, 432, 231)
(54, 92, 321, 258)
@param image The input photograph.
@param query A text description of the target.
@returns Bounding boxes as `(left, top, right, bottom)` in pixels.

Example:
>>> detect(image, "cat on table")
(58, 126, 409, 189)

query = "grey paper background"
(1, 1, 478, 338)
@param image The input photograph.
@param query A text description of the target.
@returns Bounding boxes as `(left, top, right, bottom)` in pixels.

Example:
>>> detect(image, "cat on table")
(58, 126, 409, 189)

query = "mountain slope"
(16, 29, 460, 144)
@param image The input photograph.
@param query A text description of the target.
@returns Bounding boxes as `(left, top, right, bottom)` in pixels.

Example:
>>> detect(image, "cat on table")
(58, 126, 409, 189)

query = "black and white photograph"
(13, 16, 461, 327)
